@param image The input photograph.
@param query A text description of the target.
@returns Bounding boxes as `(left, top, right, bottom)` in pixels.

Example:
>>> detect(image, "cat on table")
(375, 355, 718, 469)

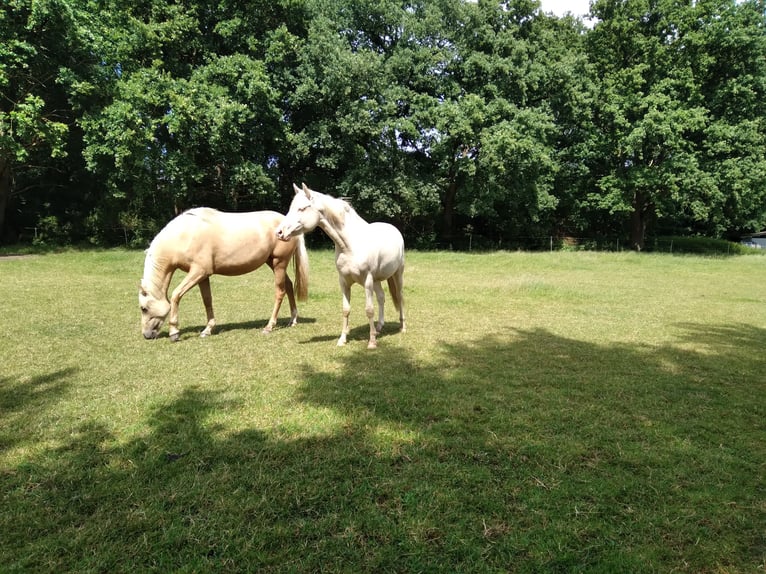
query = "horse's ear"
(301, 182, 312, 198)
(292, 183, 302, 195)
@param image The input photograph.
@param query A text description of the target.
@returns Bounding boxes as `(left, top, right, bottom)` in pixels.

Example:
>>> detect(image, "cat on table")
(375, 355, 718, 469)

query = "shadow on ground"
(1, 326, 764, 572)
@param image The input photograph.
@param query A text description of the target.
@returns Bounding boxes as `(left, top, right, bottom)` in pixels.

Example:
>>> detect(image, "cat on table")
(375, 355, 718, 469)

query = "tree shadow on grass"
(0, 326, 764, 572)
(0, 367, 78, 453)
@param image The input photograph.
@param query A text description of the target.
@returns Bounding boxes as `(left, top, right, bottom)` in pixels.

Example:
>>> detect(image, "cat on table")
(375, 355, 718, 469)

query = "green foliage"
(2, 0, 766, 248)
(650, 235, 764, 255)
(584, 0, 766, 249)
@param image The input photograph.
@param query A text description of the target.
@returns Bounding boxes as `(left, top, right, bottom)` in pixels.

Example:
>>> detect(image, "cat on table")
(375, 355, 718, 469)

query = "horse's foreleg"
(168, 270, 206, 342)
(365, 277, 378, 350)
(373, 281, 385, 334)
(337, 279, 352, 347)
(198, 277, 215, 337)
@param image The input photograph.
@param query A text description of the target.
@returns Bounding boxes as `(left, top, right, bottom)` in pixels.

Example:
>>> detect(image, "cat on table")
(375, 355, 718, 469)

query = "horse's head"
(139, 283, 171, 339)
(276, 183, 322, 241)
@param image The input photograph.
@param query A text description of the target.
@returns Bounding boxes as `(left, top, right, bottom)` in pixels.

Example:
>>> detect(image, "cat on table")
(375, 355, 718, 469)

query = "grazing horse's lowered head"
(139, 282, 171, 340)
(139, 248, 171, 339)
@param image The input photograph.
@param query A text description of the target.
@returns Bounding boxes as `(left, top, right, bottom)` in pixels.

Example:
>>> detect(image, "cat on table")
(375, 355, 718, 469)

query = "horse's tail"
(386, 265, 404, 313)
(292, 234, 309, 301)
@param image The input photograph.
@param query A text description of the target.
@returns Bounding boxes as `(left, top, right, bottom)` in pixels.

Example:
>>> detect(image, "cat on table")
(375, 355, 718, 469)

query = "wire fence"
(19, 226, 756, 256)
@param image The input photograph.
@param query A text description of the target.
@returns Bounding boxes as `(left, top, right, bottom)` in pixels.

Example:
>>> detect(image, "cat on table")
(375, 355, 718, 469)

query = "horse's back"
(154, 208, 289, 275)
(370, 222, 404, 257)
(365, 222, 405, 280)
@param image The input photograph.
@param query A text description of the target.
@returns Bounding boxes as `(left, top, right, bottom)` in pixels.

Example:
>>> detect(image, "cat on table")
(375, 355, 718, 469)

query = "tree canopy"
(2, 0, 765, 249)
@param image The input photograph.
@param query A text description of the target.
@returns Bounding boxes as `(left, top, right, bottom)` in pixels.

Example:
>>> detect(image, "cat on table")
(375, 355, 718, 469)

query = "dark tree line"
(2, 0, 766, 250)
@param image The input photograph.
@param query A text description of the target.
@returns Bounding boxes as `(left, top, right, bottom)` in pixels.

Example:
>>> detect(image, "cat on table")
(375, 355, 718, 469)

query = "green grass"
(1, 249, 765, 573)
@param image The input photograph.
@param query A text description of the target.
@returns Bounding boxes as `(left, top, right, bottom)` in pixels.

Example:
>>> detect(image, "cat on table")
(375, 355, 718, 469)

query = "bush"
(651, 236, 764, 255)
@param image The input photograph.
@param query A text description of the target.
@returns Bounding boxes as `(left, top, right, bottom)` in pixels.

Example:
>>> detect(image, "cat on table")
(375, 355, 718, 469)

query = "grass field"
(1, 249, 764, 573)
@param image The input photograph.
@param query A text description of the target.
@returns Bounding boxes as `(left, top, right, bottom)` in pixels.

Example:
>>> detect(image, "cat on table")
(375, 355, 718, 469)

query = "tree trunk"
(630, 189, 648, 251)
(442, 178, 458, 240)
(441, 147, 460, 241)
(0, 158, 10, 243)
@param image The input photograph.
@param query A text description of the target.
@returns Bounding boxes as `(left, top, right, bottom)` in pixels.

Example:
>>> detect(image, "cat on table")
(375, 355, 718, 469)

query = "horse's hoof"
(367, 342, 378, 350)
(261, 328, 272, 335)
(199, 332, 209, 338)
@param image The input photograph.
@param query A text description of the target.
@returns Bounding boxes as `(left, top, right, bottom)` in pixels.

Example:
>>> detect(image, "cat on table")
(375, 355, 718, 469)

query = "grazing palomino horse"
(276, 183, 405, 349)
(139, 208, 308, 341)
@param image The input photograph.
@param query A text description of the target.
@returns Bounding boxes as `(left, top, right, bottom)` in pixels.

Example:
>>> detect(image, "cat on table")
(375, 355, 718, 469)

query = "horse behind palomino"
(139, 208, 308, 341)
(276, 183, 405, 349)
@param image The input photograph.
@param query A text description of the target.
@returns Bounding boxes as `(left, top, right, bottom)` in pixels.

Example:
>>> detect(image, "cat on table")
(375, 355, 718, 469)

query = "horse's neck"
(319, 199, 368, 254)
(142, 250, 172, 298)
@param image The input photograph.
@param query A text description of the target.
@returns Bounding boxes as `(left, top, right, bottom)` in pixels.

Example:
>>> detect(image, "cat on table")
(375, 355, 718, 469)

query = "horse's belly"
(335, 253, 400, 285)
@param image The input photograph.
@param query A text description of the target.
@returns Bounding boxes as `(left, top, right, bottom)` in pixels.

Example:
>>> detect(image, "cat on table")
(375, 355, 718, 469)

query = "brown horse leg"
(263, 259, 289, 333)
(198, 277, 215, 337)
(284, 274, 298, 327)
(168, 269, 207, 342)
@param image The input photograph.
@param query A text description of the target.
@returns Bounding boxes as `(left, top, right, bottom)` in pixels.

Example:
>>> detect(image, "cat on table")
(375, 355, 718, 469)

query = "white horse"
(276, 183, 405, 349)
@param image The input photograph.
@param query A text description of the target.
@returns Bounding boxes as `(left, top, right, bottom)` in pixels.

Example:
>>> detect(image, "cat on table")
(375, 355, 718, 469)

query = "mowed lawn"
(1, 249, 764, 573)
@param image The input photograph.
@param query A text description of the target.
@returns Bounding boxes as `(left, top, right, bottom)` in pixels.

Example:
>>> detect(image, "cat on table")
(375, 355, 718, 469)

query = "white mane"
(142, 248, 155, 285)
(141, 244, 166, 296)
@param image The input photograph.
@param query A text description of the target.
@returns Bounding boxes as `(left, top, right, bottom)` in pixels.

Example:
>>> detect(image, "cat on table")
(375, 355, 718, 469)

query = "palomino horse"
(276, 183, 405, 349)
(139, 208, 308, 341)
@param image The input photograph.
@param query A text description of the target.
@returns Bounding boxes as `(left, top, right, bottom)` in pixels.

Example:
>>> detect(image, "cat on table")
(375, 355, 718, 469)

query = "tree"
(692, 0, 766, 237)
(80, 0, 289, 241)
(0, 0, 77, 240)
(585, 0, 766, 249)
(585, 0, 704, 249)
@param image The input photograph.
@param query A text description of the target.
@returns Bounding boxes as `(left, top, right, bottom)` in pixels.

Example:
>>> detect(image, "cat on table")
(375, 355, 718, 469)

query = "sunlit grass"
(1, 249, 764, 572)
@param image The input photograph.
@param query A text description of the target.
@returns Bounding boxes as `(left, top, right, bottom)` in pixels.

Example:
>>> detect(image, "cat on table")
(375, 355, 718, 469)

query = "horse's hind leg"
(387, 266, 406, 333)
(264, 259, 293, 333)
(284, 274, 298, 327)
(198, 277, 215, 337)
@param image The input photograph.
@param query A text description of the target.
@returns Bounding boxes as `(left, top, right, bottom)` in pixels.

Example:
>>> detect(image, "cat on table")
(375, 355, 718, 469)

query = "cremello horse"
(276, 183, 405, 349)
(139, 208, 308, 341)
